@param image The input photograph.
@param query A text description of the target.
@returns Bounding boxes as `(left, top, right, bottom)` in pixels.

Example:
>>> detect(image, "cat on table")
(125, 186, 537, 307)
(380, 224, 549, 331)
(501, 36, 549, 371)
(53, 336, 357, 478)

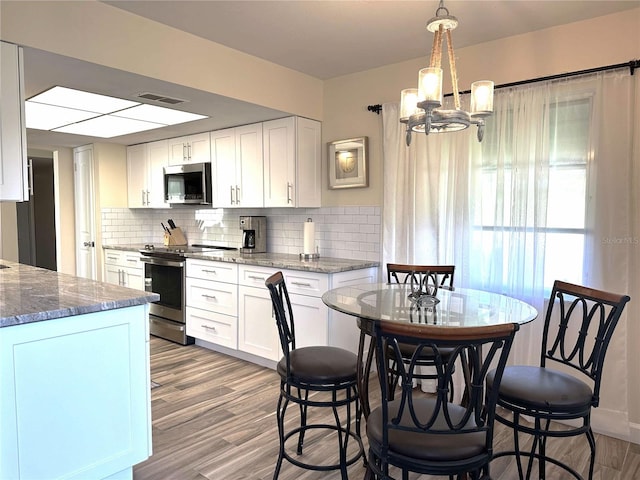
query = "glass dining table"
(321, 282, 538, 416)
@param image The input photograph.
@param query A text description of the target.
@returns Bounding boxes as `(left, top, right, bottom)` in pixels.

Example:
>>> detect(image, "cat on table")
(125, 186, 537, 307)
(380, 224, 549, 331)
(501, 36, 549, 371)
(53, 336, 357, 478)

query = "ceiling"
(23, 0, 639, 150)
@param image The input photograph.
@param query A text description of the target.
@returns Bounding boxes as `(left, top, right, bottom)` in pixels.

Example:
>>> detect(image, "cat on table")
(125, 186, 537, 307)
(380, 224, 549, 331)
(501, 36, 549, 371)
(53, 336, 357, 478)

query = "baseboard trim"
(591, 408, 630, 442)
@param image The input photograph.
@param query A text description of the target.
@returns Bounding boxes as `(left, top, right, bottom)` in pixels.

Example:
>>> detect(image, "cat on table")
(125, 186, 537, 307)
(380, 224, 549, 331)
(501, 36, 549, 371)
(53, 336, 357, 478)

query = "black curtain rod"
(367, 59, 640, 114)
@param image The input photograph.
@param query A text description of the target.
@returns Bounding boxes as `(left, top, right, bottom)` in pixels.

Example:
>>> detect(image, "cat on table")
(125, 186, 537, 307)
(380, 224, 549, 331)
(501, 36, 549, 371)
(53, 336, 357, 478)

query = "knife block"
(163, 227, 187, 246)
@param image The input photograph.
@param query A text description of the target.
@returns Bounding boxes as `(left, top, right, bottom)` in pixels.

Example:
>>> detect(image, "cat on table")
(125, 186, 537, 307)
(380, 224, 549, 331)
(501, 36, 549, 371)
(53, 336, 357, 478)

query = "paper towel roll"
(303, 218, 315, 255)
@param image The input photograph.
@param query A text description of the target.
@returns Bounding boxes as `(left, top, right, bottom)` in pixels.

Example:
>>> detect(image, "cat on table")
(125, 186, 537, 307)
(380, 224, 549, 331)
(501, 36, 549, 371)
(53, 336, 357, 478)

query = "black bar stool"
(265, 271, 364, 479)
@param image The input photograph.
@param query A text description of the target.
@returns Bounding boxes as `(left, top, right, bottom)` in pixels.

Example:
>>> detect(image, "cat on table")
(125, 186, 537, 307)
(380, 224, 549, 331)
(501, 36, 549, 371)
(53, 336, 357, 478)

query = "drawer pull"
(202, 294, 217, 300)
(201, 324, 217, 331)
(202, 269, 217, 274)
(248, 275, 266, 281)
(107, 256, 118, 261)
(126, 258, 138, 263)
(291, 282, 313, 287)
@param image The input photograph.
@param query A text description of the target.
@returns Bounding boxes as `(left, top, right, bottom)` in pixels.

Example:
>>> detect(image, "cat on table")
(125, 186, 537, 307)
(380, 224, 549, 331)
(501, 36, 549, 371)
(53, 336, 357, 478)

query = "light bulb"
(418, 67, 443, 105)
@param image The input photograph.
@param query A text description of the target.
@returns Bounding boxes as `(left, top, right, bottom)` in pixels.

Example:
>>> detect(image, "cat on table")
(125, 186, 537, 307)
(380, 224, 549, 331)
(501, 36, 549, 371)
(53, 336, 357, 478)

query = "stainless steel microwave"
(164, 163, 212, 205)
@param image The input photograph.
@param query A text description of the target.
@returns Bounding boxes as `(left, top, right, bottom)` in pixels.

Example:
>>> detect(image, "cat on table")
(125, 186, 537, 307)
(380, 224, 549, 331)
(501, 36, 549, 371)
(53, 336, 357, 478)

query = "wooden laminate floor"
(133, 338, 640, 480)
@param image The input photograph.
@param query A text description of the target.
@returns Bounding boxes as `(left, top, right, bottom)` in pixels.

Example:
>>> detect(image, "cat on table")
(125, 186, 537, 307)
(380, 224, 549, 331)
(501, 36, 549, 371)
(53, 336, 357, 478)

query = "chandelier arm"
(445, 28, 461, 110)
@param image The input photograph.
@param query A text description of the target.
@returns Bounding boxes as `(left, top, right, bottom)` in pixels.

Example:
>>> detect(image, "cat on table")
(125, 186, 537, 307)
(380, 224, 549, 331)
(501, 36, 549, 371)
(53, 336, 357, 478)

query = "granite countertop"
(0, 260, 159, 328)
(105, 244, 379, 273)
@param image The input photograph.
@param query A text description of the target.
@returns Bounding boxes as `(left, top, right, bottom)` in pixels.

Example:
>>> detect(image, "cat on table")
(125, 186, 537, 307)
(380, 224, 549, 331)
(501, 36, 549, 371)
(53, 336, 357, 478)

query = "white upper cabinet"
(127, 140, 168, 208)
(263, 117, 321, 208)
(0, 41, 28, 201)
(211, 123, 263, 208)
(168, 132, 211, 165)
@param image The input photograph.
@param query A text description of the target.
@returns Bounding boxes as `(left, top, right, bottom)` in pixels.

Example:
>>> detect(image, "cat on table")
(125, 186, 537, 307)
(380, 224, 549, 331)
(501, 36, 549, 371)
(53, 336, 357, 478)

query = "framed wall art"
(328, 136, 368, 189)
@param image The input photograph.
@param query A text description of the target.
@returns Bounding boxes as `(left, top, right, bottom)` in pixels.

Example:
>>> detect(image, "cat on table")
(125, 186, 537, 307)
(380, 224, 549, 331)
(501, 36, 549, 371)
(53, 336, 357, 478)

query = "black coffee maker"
(239, 216, 266, 253)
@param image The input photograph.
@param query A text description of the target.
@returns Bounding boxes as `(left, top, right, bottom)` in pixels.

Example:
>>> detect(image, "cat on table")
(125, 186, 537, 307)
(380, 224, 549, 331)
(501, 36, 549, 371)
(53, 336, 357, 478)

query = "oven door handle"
(140, 256, 185, 268)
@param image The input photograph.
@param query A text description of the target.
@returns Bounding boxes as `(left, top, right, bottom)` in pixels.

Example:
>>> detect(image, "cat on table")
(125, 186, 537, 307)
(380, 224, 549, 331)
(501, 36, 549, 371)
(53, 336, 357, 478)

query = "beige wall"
(53, 147, 75, 275)
(321, 7, 640, 207)
(93, 143, 128, 281)
(0, 203, 19, 261)
(0, 0, 323, 121)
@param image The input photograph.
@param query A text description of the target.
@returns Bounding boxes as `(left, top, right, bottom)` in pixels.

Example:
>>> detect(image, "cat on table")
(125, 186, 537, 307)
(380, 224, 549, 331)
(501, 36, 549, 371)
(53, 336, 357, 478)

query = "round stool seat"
(277, 346, 358, 384)
(488, 365, 593, 412)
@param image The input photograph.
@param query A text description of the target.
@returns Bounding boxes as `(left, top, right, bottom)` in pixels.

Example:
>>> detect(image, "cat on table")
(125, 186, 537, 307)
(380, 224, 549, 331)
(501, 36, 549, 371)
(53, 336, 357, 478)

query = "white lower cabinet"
(185, 257, 378, 363)
(186, 259, 239, 348)
(238, 284, 280, 360)
(103, 249, 144, 290)
(0, 305, 151, 480)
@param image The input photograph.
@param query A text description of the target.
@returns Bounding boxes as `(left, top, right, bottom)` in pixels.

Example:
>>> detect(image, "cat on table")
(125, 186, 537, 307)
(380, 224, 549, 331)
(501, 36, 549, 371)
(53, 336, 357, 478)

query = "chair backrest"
(541, 280, 630, 405)
(374, 319, 519, 451)
(265, 271, 296, 360)
(387, 263, 455, 294)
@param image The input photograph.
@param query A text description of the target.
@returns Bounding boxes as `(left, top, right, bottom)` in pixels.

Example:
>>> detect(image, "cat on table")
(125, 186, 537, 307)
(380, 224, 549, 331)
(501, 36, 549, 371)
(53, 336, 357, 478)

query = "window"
(471, 97, 591, 291)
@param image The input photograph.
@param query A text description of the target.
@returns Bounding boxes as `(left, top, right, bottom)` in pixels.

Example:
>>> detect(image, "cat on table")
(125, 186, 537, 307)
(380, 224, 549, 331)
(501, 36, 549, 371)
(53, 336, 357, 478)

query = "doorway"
(16, 156, 57, 270)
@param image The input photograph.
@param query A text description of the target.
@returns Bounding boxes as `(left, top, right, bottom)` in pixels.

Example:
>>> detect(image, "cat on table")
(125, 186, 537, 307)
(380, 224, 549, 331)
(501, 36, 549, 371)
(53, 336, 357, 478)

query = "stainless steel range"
(140, 244, 237, 345)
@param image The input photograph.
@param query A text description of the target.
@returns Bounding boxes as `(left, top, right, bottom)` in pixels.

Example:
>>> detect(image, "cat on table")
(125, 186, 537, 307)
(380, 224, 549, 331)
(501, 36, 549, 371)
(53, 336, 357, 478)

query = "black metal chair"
(487, 280, 630, 479)
(265, 271, 364, 480)
(367, 320, 519, 479)
(386, 263, 457, 400)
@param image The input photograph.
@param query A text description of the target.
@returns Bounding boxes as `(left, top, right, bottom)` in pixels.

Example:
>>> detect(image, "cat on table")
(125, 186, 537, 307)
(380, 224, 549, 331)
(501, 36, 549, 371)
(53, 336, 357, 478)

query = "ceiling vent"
(137, 92, 187, 105)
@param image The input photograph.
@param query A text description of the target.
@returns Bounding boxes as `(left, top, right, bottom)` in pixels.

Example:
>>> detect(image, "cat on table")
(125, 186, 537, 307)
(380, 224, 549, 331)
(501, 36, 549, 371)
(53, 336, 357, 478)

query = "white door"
(74, 145, 97, 280)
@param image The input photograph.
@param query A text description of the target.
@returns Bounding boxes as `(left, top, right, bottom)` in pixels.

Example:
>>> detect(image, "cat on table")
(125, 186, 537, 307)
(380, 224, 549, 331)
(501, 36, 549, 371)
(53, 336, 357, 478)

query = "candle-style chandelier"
(400, 0, 494, 145)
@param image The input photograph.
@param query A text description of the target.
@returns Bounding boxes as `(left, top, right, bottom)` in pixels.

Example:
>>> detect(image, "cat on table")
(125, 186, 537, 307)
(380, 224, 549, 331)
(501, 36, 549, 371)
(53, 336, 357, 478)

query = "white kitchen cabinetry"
(211, 123, 263, 208)
(103, 249, 144, 290)
(168, 132, 211, 165)
(0, 305, 151, 480)
(127, 140, 168, 208)
(237, 265, 368, 362)
(0, 41, 28, 201)
(263, 116, 321, 208)
(186, 259, 239, 349)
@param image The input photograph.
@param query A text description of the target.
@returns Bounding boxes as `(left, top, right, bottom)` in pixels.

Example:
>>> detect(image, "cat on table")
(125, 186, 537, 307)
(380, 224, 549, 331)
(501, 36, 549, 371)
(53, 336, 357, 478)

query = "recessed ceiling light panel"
(26, 85, 209, 138)
(52, 115, 166, 138)
(29, 86, 139, 113)
(25, 102, 100, 130)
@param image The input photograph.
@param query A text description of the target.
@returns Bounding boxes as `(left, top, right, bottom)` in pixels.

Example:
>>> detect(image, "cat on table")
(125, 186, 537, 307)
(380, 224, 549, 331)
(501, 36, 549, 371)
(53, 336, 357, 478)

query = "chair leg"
(586, 427, 596, 480)
(273, 390, 288, 480)
(296, 387, 308, 455)
(331, 389, 349, 480)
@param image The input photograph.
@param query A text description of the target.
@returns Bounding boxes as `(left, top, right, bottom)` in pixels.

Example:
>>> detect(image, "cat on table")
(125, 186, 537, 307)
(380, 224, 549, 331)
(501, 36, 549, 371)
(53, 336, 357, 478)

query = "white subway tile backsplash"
(101, 205, 381, 262)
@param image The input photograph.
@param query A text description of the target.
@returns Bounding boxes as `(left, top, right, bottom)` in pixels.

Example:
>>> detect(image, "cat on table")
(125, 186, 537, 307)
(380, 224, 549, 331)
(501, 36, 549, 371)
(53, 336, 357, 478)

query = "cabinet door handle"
(287, 182, 293, 204)
(187, 143, 192, 161)
(236, 185, 240, 204)
(119, 269, 124, 286)
(142, 189, 146, 205)
(183, 143, 188, 162)
(27, 159, 34, 196)
(230, 186, 235, 205)
(146, 190, 150, 205)
(291, 281, 312, 287)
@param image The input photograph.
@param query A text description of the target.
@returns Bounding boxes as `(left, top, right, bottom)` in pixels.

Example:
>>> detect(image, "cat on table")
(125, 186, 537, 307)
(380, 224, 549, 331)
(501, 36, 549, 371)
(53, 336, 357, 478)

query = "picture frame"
(328, 136, 368, 189)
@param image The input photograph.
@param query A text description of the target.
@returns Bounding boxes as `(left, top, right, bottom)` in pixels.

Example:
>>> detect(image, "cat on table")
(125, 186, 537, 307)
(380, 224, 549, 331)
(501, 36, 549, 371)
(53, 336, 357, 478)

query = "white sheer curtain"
(382, 70, 639, 432)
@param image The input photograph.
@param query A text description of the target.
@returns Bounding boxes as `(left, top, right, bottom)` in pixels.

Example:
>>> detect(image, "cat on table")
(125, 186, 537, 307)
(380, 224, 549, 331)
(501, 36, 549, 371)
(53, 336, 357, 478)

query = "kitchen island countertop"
(104, 244, 379, 274)
(0, 260, 159, 328)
